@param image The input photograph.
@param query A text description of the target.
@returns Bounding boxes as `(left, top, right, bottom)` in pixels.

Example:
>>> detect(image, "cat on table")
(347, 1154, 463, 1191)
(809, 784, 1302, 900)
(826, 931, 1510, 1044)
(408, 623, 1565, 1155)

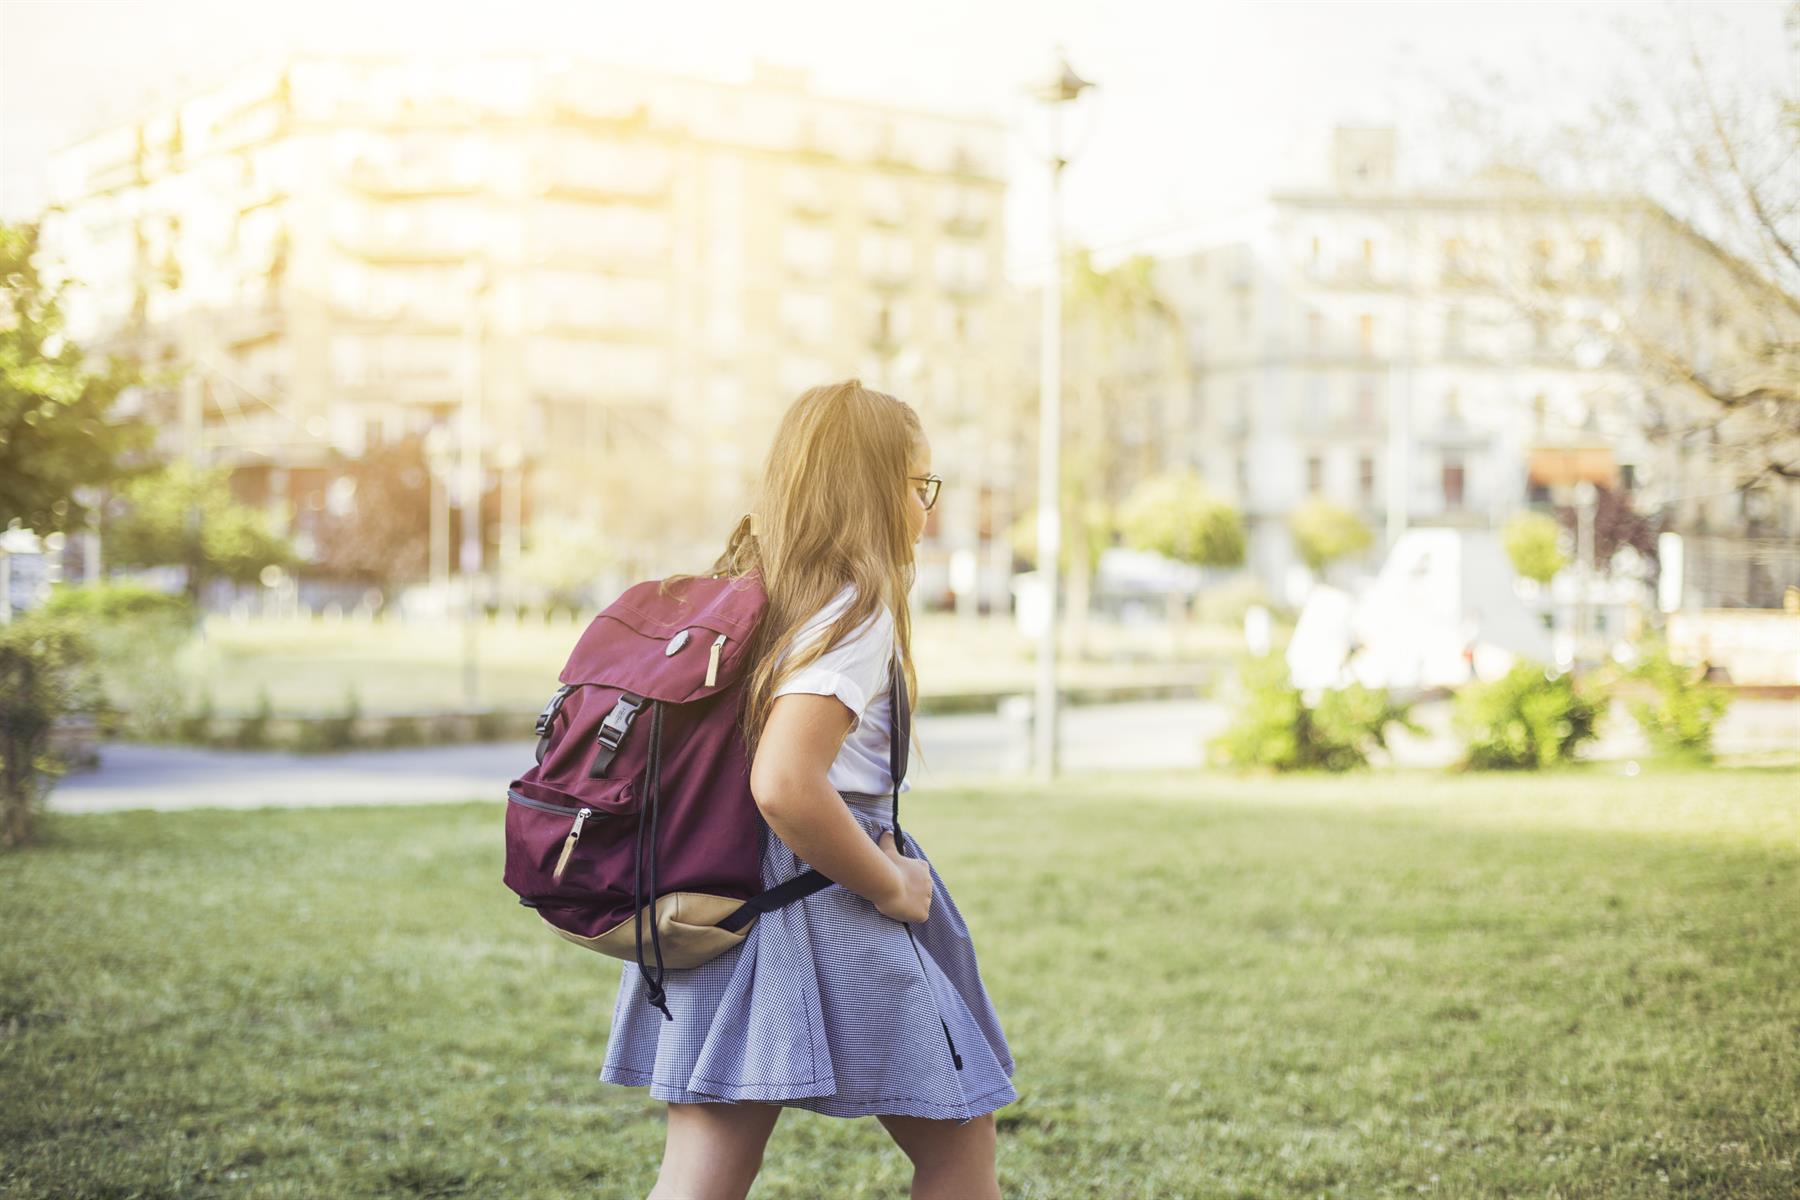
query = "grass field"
(2, 767, 1796, 1199)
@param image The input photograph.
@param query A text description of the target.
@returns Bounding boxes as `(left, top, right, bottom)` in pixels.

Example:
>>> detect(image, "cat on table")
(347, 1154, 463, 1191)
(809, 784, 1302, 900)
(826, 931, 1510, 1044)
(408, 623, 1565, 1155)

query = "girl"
(600, 379, 1016, 1199)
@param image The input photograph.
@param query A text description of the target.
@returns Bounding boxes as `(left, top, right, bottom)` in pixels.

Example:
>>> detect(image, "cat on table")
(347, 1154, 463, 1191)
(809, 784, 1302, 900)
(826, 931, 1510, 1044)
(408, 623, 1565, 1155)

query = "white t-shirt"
(769, 582, 911, 796)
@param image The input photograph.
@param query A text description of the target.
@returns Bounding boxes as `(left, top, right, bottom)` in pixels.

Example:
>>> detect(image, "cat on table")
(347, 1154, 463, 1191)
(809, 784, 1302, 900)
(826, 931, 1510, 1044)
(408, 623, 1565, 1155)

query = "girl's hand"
(873, 830, 933, 923)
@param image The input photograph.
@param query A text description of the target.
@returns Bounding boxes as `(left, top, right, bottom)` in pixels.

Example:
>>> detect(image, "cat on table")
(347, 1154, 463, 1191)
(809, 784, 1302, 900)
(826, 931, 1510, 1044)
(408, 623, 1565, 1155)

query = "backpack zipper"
(704, 632, 728, 687)
(551, 806, 593, 884)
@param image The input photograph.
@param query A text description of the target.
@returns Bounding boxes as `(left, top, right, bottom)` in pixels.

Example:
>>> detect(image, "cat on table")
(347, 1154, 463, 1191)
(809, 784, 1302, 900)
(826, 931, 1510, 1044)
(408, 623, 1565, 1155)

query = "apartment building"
(1151, 127, 1798, 608)
(38, 54, 1009, 595)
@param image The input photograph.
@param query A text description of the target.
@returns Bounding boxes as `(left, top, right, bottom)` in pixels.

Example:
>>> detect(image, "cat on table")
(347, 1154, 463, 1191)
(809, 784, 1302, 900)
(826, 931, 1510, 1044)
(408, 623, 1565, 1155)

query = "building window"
(1309, 235, 1321, 269)
(1358, 454, 1376, 505)
(1532, 392, 1548, 435)
(1442, 455, 1466, 510)
(1444, 387, 1461, 425)
(1357, 313, 1376, 356)
(1356, 382, 1379, 425)
(1235, 454, 1250, 497)
(1307, 311, 1323, 352)
(1360, 238, 1375, 271)
(1306, 454, 1324, 496)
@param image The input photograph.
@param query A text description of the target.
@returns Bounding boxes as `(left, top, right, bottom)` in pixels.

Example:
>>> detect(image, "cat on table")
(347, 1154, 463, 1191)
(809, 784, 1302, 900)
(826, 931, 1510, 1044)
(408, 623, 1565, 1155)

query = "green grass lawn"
(3, 767, 1796, 1199)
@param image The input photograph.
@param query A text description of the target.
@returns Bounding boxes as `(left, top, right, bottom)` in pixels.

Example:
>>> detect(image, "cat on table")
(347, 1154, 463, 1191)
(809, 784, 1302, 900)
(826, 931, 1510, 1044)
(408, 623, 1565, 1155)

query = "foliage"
(38, 580, 194, 624)
(0, 220, 157, 534)
(1287, 498, 1373, 572)
(59, 598, 194, 740)
(230, 688, 274, 750)
(1210, 651, 1420, 771)
(293, 686, 360, 753)
(1627, 643, 1732, 762)
(105, 461, 297, 602)
(1432, 15, 1800, 488)
(0, 613, 101, 849)
(1455, 660, 1607, 769)
(1502, 511, 1568, 583)
(311, 432, 432, 593)
(1118, 473, 1245, 568)
(517, 513, 618, 611)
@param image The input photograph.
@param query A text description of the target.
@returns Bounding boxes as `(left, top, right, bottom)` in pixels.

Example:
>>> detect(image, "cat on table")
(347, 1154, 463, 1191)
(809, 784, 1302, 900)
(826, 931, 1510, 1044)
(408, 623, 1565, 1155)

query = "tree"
(105, 462, 296, 605)
(1429, 7, 1799, 489)
(1502, 511, 1567, 583)
(0, 613, 99, 849)
(311, 432, 432, 598)
(1287, 499, 1373, 573)
(1118, 473, 1245, 569)
(1055, 249, 1193, 646)
(0, 220, 156, 533)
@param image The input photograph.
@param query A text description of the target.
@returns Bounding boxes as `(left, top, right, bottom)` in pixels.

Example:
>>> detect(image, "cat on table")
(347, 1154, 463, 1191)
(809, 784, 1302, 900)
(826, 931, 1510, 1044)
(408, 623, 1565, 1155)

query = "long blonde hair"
(666, 379, 922, 769)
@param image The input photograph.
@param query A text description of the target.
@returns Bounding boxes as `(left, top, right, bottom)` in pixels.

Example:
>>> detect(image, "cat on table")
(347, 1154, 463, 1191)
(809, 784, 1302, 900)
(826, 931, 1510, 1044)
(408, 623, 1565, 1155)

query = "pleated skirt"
(598, 789, 1017, 1125)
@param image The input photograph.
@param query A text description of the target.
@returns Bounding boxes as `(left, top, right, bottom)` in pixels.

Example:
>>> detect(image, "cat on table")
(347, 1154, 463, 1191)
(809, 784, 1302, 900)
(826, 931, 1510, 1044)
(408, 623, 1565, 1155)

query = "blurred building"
(1151, 127, 1799, 610)
(37, 54, 1009, 602)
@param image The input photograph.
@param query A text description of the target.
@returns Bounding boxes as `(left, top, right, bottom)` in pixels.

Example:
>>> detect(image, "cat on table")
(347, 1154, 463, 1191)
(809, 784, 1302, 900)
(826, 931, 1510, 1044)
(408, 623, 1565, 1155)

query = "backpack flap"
(558, 576, 765, 703)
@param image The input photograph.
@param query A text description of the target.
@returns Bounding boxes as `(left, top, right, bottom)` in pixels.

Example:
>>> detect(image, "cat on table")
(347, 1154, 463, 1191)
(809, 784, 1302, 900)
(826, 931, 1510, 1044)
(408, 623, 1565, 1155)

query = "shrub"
(38, 581, 194, 625)
(177, 689, 216, 745)
(41, 584, 195, 740)
(1502, 512, 1567, 584)
(1627, 645, 1731, 762)
(1455, 661, 1606, 769)
(1288, 499, 1373, 573)
(294, 687, 361, 753)
(232, 688, 275, 750)
(0, 614, 102, 849)
(1210, 652, 1418, 771)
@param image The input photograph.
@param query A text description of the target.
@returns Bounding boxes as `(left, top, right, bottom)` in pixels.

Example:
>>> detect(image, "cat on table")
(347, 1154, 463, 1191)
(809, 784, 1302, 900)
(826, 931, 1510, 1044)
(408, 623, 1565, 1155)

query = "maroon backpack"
(501, 571, 912, 1023)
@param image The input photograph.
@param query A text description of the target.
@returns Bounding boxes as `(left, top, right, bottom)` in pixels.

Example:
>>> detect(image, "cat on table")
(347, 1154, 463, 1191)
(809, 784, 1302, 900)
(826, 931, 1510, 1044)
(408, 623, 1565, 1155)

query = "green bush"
(294, 687, 361, 753)
(1211, 652, 1419, 771)
(0, 613, 102, 849)
(232, 688, 274, 749)
(176, 689, 216, 745)
(40, 584, 196, 740)
(1455, 661, 1606, 770)
(38, 581, 194, 625)
(1627, 645, 1731, 762)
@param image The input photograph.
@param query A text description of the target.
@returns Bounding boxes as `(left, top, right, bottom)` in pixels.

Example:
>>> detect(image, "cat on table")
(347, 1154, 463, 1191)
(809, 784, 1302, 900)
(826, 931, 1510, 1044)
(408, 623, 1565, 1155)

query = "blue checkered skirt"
(598, 789, 1017, 1124)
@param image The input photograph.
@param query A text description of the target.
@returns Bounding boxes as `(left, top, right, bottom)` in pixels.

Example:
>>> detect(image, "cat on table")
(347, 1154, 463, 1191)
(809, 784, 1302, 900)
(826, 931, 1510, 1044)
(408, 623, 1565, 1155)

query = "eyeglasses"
(908, 474, 942, 511)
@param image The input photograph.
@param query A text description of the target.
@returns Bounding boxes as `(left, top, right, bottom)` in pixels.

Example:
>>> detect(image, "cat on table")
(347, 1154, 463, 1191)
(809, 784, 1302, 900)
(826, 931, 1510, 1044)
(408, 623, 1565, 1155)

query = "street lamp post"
(458, 261, 490, 707)
(1027, 51, 1095, 783)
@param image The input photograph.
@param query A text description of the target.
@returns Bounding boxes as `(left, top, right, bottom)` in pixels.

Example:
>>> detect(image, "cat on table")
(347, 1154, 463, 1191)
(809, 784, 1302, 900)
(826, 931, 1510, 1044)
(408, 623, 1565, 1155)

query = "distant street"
(43, 695, 1796, 814)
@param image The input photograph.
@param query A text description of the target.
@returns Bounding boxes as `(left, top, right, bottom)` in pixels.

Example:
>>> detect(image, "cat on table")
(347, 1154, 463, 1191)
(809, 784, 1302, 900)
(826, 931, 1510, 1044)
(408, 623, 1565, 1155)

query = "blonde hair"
(667, 378, 922, 768)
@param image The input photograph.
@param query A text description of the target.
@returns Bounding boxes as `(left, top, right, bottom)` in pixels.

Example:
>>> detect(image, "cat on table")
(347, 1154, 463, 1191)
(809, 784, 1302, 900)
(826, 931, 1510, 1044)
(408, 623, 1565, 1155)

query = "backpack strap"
(715, 649, 910, 935)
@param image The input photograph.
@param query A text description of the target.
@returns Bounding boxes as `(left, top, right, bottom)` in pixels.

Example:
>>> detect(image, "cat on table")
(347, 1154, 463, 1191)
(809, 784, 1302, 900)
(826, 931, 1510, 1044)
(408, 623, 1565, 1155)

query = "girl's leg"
(647, 1101, 784, 1200)
(875, 1112, 1001, 1200)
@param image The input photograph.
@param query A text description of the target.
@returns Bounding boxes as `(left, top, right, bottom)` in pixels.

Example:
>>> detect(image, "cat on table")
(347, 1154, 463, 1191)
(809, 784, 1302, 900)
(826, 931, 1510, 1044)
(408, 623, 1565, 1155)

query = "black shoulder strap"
(888, 649, 911, 850)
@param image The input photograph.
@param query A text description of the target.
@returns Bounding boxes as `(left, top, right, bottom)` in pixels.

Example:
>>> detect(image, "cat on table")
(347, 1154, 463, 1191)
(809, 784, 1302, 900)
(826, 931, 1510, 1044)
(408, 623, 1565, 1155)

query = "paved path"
(44, 698, 1796, 813)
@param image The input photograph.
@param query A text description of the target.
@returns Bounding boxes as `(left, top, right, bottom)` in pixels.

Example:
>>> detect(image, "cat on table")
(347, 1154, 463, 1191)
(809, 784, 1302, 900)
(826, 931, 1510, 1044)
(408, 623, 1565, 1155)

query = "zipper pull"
(551, 806, 593, 884)
(704, 633, 727, 687)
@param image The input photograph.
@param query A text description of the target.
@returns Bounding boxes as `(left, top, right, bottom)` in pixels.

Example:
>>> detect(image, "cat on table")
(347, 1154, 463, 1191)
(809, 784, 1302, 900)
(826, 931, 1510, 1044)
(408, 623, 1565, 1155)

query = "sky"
(1, 0, 1789, 280)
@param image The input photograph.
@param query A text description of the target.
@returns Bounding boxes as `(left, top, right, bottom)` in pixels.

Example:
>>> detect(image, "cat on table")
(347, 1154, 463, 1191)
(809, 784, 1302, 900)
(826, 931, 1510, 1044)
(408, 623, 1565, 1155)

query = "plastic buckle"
(535, 685, 575, 737)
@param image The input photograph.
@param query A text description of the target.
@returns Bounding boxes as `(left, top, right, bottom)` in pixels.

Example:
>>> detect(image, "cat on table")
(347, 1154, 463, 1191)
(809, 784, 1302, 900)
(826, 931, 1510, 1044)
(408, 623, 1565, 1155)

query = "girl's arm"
(749, 693, 903, 910)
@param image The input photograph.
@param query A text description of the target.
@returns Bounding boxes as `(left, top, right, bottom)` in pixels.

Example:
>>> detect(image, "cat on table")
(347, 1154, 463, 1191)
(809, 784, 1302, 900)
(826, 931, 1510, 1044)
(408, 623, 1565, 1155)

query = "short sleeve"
(771, 585, 895, 733)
